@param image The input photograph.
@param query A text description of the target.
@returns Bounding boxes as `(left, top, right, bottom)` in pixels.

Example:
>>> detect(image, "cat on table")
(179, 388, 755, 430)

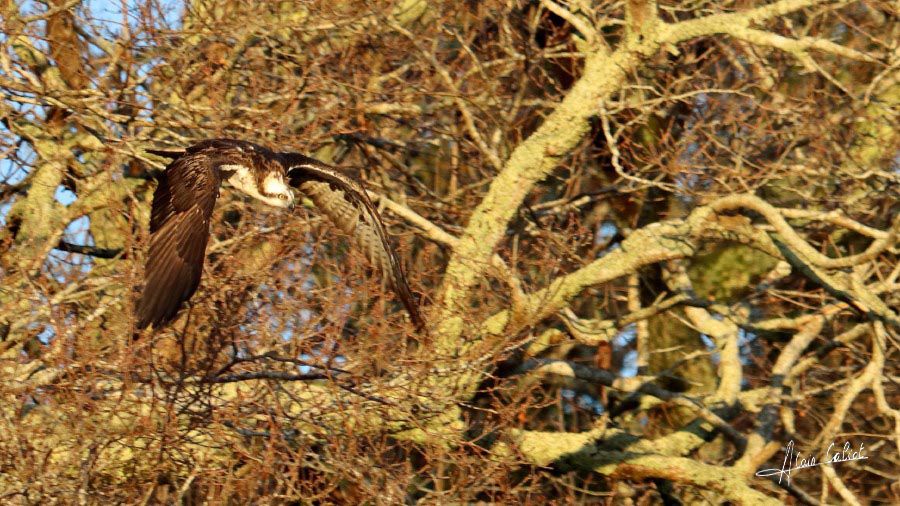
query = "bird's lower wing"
(136, 152, 221, 329)
(136, 207, 212, 329)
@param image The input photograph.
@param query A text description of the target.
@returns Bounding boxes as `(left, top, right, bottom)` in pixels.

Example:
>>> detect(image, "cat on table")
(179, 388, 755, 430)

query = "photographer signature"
(756, 440, 868, 484)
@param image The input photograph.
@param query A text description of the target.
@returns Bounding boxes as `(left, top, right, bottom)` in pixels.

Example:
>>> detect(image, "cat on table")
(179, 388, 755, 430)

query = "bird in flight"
(135, 138, 423, 330)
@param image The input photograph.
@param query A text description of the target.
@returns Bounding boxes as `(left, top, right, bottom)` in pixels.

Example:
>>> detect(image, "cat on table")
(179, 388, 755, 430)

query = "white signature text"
(756, 440, 868, 484)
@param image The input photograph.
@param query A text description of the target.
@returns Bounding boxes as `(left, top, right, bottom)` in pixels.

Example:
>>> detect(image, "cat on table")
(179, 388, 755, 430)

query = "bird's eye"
(278, 194, 289, 200)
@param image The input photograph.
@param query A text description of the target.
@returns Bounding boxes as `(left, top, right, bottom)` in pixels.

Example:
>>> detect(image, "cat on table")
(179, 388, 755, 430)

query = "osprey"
(135, 138, 423, 330)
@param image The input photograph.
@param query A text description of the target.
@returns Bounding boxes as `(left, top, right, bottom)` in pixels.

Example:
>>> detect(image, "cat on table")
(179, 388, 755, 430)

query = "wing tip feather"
(146, 148, 185, 159)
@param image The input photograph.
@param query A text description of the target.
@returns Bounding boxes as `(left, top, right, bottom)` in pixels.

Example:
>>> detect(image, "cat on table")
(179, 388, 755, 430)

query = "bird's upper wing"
(136, 147, 227, 329)
(286, 157, 424, 329)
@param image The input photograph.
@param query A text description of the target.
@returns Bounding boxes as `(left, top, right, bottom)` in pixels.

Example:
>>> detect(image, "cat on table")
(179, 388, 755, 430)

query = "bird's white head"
(260, 172, 295, 209)
(223, 165, 294, 209)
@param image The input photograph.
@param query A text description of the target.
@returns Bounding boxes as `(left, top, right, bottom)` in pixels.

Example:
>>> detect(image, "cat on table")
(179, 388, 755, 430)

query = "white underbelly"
(222, 165, 259, 196)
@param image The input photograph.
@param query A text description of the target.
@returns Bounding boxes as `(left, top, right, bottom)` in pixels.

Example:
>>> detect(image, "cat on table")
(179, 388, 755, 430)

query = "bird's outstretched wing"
(136, 148, 225, 329)
(285, 156, 425, 329)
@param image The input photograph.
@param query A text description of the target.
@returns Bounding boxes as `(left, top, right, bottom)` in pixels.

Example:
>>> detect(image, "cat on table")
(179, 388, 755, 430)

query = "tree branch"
(55, 240, 124, 259)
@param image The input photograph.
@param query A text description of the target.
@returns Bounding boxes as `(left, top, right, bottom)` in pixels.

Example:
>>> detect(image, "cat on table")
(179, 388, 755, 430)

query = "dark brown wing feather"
(146, 148, 185, 159)
(136, 150, 223, 329)
(286, 157, 425, 329)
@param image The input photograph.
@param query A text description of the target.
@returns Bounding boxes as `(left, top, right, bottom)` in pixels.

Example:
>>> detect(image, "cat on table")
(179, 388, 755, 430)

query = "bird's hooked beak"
(278, 187, 295, 210)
